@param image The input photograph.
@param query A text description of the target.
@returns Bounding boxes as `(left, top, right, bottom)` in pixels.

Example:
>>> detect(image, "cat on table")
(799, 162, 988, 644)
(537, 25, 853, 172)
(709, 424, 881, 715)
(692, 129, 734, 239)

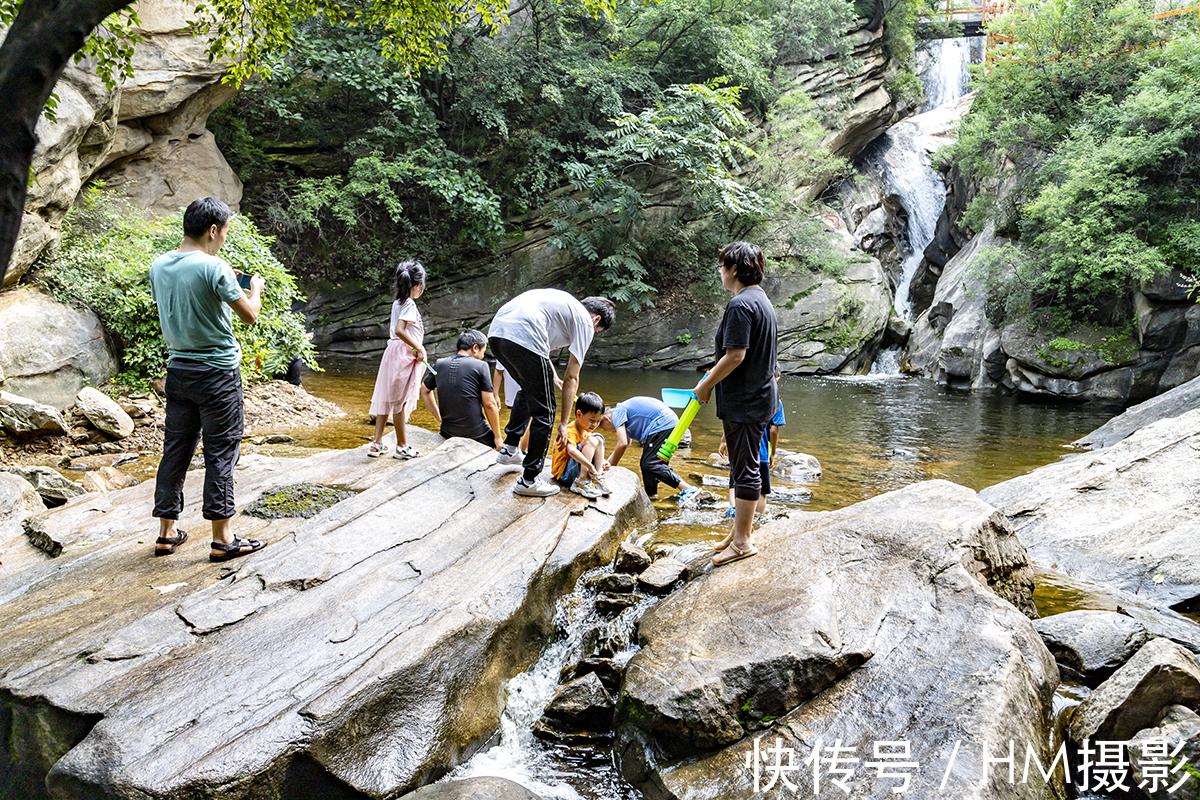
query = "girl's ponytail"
(393, 259, 427, 302)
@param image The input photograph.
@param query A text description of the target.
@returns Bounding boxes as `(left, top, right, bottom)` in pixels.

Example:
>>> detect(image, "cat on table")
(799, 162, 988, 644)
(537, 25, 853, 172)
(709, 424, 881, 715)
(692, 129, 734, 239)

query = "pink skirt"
(369, 339, 426, 419)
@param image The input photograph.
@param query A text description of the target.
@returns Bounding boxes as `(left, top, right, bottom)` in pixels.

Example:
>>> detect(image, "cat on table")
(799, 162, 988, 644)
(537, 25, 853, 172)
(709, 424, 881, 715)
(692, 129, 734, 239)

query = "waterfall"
(919, 38, 984, 113)
(866, 36, 983, 373)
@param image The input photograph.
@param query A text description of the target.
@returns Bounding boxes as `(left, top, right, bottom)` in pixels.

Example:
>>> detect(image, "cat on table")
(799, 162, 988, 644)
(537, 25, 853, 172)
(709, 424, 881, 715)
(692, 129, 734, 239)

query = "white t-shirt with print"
(487, 289, 594, 363)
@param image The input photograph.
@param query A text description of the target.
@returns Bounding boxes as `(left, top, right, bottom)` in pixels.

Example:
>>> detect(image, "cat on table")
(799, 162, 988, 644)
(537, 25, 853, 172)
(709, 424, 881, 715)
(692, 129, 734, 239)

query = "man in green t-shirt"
(149, 197, 267, 562)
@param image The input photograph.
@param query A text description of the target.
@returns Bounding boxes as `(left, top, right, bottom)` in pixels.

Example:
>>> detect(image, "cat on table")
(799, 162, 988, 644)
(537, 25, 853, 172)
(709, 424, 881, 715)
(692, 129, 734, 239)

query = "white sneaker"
(594, 475, 612, 496)
(513, 475, 561, 497)
(570, 478, 602, 499)
(496, 445, 525, 466)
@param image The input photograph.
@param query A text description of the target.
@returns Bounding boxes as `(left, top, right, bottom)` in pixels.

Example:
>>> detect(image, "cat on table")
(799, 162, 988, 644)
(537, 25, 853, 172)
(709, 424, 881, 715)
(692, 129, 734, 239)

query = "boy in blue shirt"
(601, 395, 697, 499)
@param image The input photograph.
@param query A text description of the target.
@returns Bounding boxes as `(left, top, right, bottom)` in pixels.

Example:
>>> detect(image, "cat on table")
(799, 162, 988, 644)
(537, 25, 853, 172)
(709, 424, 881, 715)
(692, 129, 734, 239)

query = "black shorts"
(723, 419, 767, 502)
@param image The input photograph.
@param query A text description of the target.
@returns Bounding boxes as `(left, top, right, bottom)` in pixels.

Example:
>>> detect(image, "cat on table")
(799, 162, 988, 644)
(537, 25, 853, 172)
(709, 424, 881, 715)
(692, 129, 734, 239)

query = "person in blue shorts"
(600, 396, 698, 499)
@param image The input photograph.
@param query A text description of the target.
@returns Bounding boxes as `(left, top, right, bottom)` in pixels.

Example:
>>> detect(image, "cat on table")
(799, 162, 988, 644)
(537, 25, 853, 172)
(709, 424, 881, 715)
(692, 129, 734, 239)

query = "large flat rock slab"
(979, 406, 1200, 607)
(615, 480, 1058, 800)
(0, 435, 653, 800)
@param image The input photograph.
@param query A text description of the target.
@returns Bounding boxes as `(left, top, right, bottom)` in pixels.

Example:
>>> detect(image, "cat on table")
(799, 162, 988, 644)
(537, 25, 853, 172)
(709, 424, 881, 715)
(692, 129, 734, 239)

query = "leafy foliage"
(35, 188, 317, 383)
(549, 82, 770, 308)
(943, 0, 1200, 327)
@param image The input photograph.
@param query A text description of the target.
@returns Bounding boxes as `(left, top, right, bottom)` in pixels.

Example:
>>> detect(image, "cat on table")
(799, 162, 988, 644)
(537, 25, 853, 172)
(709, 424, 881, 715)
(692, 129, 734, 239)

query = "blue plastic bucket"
(661, 388, 695, 408)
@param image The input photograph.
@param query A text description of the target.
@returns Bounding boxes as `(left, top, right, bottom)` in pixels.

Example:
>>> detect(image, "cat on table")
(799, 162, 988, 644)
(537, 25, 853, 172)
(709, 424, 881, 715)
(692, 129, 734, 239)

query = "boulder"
(585, 572, 636, 594)
(564, 657, 623, 695)
(402, 777, 545, 800)
(75, 387, 135, 439)
(980, 406, 1200, 607)
(0, 291, 116, 409)
(0, 473, 46, 551)
(595, 592, 642, 614)
(1034, 610, 1150, 686)
(1128, 705, 1200, 799)
(614, 541, 652, 574)
(0, 391, 70, 436)
(615, 480, 1055, 800)
(0, 467, 86, 505)
(99, 129, 243, 217)
(772, 452, 822, 482)
(1069, 638, 1200, 743)
(0, 436, 654, 800)
(637, 556, 687, 594)
(535, 672, 615, 738)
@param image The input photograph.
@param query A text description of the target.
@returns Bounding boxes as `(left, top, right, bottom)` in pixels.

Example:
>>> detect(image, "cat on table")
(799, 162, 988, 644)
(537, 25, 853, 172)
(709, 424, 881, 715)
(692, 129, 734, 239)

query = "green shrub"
(36, 188, 317, 384)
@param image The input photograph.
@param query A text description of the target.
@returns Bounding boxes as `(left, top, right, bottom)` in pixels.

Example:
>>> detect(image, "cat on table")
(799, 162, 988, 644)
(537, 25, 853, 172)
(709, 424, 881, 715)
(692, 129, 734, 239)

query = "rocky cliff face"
(8, 0, 241, 289)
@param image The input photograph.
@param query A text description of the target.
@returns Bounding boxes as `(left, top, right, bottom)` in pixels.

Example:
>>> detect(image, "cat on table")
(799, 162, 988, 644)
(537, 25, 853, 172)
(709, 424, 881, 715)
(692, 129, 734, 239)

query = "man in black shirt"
(420, 330, 502, 449)
(693, 241, 778, 566)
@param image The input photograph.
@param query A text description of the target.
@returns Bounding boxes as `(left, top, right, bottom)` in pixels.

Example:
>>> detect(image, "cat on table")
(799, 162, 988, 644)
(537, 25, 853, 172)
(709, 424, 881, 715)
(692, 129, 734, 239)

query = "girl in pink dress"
(368, 260, 427, 459)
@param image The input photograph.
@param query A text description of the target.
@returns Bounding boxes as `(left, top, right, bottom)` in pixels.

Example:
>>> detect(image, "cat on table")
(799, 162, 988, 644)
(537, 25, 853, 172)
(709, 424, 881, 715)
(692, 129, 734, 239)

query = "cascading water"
(865, 36, 983, 374)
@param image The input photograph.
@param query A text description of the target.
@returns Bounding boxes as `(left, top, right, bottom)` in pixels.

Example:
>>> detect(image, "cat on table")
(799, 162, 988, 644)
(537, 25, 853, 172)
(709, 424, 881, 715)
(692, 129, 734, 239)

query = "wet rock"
(402, 777, 545, 800)
(1070, 638, 1200, 744)
(596, 617, 632, 658)
(677, 489, 716, 510)
(980, 406, 1200, 607)
(698, 474, 730, 490)
(75, 387, 134, 439)
(772, 452, 822, 482)
(767, 486, 811, 503)
(1128, 705, 1200, 799)
(254, 434, 298, 445)
(615, 480, 1054, 800)
(586, 572, 636, 594)
(1035, 610, 1150, 686)
(637, 556, 687, 594)
(705, 452, 729, 467)
(614, 541, 651, 574)
(0, 391, 70, 436)
(563, 658, 624, 695)
(0, 436, 654, 799)
(595, 593, 642, 615)
(537, 672, 615, 735)
(0, 466, 86, 505)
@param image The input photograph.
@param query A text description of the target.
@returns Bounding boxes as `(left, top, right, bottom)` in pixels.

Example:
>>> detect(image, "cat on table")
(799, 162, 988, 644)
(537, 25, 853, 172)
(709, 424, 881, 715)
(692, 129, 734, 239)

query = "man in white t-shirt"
(487, 289, 616, 496)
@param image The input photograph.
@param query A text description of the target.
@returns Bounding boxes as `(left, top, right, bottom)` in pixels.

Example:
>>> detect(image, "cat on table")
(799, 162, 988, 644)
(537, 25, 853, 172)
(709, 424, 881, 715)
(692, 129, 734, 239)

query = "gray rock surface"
(0, 290, 115, 409)
(1075, 373, 1200, 450)
(615, 480, 1055, 800)
(0, 435, 653, 800)
(1069, 637, 1200, 743)
(75, 386, 135, 439)
(0, 391, 70, 436)
(980, 406, 1200, 607)
(403, 777, 545, 800)
(1128, 705, 1200, 799)
(1034, 610, 1150, 686)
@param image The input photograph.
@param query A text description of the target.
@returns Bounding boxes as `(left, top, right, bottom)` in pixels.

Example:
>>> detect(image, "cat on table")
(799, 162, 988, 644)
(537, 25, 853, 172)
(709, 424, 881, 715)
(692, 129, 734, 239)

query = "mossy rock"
(242, 483, 355, 520)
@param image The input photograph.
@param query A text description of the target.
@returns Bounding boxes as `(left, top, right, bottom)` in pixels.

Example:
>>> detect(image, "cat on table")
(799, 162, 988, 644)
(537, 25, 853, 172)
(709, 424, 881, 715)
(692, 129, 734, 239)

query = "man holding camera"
(148, 197, 266, 562)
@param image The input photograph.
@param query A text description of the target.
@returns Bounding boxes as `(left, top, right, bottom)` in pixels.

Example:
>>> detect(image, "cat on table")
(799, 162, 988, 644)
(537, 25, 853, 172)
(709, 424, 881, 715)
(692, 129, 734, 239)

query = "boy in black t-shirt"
(420, 330, 502, 449)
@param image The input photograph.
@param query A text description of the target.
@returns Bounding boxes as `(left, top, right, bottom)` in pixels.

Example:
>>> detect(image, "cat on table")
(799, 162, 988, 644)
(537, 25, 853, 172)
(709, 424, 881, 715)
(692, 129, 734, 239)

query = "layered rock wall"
(8, 0, 241, 288)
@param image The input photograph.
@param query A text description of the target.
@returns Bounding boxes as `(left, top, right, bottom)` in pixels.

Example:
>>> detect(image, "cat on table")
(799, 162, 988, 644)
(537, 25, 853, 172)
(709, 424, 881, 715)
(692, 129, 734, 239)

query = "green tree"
(0, 0, 528, 286)
(549, 81, 770, 308)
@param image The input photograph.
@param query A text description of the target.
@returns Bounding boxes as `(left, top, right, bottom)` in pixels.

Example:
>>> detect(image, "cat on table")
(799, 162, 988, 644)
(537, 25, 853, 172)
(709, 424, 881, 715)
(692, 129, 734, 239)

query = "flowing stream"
(262, 362, 1120, 798)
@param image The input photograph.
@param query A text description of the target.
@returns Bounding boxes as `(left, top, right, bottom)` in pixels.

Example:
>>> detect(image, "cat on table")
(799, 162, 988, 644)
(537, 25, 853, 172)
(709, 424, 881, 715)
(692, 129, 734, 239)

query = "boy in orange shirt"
(551, 392, 610, 499)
